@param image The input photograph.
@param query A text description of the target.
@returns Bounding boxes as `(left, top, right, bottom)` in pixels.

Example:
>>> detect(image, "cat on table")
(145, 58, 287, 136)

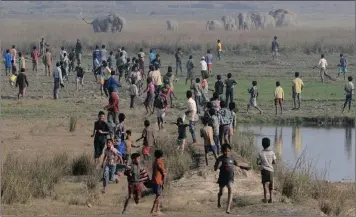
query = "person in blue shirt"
(4, 49, 12, 76)
(337, 53, 348, 80)
(106, 71, 121, 96)
(93, 45, 101, 71)
(149, 49, 156, 66)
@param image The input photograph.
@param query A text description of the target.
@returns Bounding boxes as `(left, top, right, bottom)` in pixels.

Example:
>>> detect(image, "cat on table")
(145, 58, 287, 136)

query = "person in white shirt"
(343, 76, 355, 113)
(314, 54, 334, 83)
(53, 62, 63, 99)
(200, 56, 208, 80)
(185, 90, 197, 144)
(100, 45, 108, 62)
(60, 47, 67, 62)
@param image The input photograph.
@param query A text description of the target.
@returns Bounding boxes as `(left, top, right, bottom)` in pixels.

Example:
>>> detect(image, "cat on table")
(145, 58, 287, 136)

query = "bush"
(71, 154, 94, 176)
(69, 116, 77, 132)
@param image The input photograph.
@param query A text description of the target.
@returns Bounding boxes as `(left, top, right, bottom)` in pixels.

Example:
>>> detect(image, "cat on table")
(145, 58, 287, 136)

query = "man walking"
(175, 48, 183, 76)
(272, 36, 279, 60)
(53, 62, 63, 99)
(75, 39, 82, 66)
(43, 48, 53, 76)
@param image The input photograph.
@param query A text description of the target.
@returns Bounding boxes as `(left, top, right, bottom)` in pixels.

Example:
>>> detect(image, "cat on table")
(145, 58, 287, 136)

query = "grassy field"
(1, 16, 355, 216)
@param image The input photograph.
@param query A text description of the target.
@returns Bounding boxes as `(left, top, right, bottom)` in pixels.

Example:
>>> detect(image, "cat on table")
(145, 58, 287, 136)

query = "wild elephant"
(279, 13, 296, 27)
(262, 14, 276, 29)
(250, 12, 265, 29)
(111, 14, 126, 32)
(82, 14, 114, 32)
(166, 20, 179, 31)
(269, 9, 297, 27)
(206, 20, 223, 30)
(237, 12, 252, 30)
(221, 16, 235, 30)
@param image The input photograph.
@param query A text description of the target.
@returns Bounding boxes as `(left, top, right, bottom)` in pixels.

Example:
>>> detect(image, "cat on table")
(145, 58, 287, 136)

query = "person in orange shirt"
(150, 150, 167, 216)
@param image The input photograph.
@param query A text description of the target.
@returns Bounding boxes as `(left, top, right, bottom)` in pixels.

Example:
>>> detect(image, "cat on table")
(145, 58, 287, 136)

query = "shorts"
(207, 64, 212, 71)
(128, 183, 141, 202)
(249, 98, 257, 107)
(261, 169, 274, 186)
(220, 124, 231, 137)
(152, 184, 162, 196)
(156, 108, 166, 119)
(142, 146, 151, 155)
(339, 67, 347, 73)
(204, 144, 217, 153)
(274, 98, 282, 105)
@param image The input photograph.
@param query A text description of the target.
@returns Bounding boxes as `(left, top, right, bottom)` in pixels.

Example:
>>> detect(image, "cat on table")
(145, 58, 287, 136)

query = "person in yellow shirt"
(18, 52, 25, 70)
(217, 39, 222, 60)
(274, 81, 284, 115)
(292, 72, 304, 110)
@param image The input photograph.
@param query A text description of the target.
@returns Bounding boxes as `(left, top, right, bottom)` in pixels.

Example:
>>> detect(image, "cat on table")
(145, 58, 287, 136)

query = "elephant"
(250, 12, 265, 29)
(262, 14, 276, 29)
(166, 20, 179, 31)
(111, 14, 126, 32)
(82, 14, 114, 32)
(221, 16, 235, 30)
(269, 9, 297, 27)
(206, 20, 223, 31)
(224, 23, 237, 31)
(237, 12, 252, 30)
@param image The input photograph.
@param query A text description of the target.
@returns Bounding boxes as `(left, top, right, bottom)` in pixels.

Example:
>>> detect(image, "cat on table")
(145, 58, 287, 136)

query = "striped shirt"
(124, 164, 149, 184)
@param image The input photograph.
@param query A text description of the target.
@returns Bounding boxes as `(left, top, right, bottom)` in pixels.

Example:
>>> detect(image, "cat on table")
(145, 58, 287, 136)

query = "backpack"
(154, 95, 166, 109)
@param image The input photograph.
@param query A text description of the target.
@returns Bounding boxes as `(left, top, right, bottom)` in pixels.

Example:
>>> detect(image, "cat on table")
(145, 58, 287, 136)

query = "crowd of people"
(2, 35, 353, 215)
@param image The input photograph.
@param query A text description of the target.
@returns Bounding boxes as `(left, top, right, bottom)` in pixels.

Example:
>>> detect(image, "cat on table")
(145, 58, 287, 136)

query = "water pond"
(239, 124, 355, 182)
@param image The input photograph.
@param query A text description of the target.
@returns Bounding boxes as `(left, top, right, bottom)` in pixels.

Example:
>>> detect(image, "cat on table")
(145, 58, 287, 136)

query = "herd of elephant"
(207, 9, 297, 31)
(81, 9, 296, 33)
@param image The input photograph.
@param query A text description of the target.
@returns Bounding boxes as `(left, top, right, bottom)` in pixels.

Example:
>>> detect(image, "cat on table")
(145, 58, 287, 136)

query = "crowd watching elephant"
(111, 14, 126, 32)
(166, 20, 179, 31)
(269, 9, 297, 27)
(82, 14, 115, 32)
(206, 20, 223, 31)
(221, 16, 235, 30)
(237, 12, 252, 30)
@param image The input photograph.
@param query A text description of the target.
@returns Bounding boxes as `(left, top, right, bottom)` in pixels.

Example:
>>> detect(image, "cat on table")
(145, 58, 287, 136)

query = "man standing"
(217, 39, 222, 60)
(101, 45, 108, 62)
(272, 36, 279, 60)
(43, 48, 53, 76)
(16, 68, 29, 100)
(342, 76, 354, 113)
(68, 48, 76, 74)
(40, 38, 49, 57)
(75, 39, 82, 66)
(175, 48, 183, 76)
(292, 72, 304, 110)
(53, 62, 63, 99)
(337, 53, 348, 80)
(185, 90, 198, 145)
(151, 65, 163, 96)
(31, 46, 39, 73)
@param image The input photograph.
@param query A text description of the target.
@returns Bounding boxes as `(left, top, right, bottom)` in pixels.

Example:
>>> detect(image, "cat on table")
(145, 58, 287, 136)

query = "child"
(257, 137, 277, 203)
(292, 72, 304, 110)
(186, 55, 194, 86)
(211, 92, 221, 111)
(150, 150, 167, 216)
(166, 84, 177, 108)
(225, 73, 237, 106)
(136, 120, 156, 161)
(122, 153, 150, 214)
(129, 78, 139, 109)
(214, 144, 238, 214)
(114, 113, 126, 153)
(16, 68, 29, 100)
(18, 52, 25, 70)
(191, 78, 203, 114)
(209, 108, 220, 155)
(154, 88, 168, 130)
(201, 74, 210, 107)
(342, 76, 355, 113)
(247, 81, 263, 115)
(75, 65, 85, 91)
(138, 53, 145, 77)
(217, 39, 222, 60)
(229, 102, 237, 145)
(141, 77, 155, 115)
(337, 53, 348, 80)
(200, 117, 218, 166)
(11, 59, 17, 75)
(215, 75, 224, 101)
(124, 58, 132, 81)
(91, 111, 111, 165)
(101, 138, 122, 193)
(173, 117, 189, 153)
(274, 81, 284, 115)
(123, 130, 140, 164)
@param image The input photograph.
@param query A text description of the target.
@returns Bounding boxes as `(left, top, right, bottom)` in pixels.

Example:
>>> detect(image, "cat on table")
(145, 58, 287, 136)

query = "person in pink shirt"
(141, 77, 155, 115)
(31, 46, 39, 73)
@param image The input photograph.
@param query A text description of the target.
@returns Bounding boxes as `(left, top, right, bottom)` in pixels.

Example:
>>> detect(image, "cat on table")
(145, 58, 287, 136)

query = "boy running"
(154, 88, 168, 130)
(274, 81, 284, 115)
(173, 117, 189, 153)
(91, 111, 111, 165)
(122, 153, 149, 214)
(342, 76, 355, 113)
(150, 150, 167, 216)
(246, 81, 263, 115)
(16, 68, 29, 100)
(257, 137, 277, 203)
(192, 78, 203, 114)
(314, 54, 335, 83)
(101, 138, 122, 193)
(136, 120, 156, 161)
(225, 73, 237, 105)
(200, 117, 218, 166)
(214, 144, 238, 214)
